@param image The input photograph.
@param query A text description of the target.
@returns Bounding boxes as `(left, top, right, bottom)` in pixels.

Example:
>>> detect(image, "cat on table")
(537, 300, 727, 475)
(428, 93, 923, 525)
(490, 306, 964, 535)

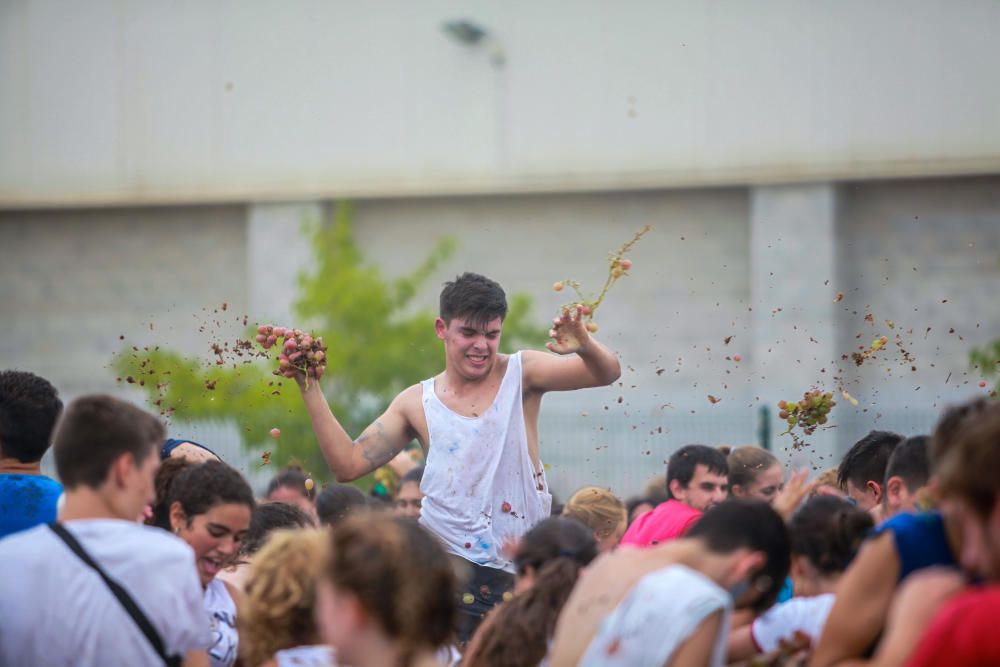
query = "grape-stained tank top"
(419, 352, 552, 572)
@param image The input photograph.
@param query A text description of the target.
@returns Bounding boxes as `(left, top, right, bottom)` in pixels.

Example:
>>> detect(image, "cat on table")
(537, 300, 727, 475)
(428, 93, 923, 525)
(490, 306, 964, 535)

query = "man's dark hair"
(883, 435, 930, 493)
(686, 499, 790, 613)
(54, 395, 164, 489)
(789, 496, 873, 576)
(240, 501, 315, 557)
(267, 465, 315, 501)
(167, 460, 255, 523)
(0, 370, 63, 463)
(666, 444, 728, 499)
(400, 466, 424, 488)
(316, 484, 368, 527)
(837, 430, 903, 490)
(439, 273, 507, 327)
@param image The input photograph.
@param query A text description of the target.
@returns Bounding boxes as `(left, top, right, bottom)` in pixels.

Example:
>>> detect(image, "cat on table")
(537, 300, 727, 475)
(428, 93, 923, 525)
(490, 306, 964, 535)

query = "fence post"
(758, 405, 772, 451)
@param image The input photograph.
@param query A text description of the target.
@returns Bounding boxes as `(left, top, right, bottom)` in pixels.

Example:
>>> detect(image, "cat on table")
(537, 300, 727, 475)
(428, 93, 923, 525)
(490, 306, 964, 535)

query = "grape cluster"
(255, 325, 328, 382)
(778, 389, 836, 435)
(550, 225, 649, 334)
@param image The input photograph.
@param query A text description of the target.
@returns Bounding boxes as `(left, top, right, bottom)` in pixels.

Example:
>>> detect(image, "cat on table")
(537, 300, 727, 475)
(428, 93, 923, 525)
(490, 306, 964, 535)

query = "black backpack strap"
(49, 522, 183, 667)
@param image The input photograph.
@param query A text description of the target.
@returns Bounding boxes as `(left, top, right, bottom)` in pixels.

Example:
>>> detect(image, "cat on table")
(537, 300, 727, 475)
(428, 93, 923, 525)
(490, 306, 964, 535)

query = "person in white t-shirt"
(0, 394, 213, 667)
(727, 496, 874, 662)
(158, 459, 256, 667)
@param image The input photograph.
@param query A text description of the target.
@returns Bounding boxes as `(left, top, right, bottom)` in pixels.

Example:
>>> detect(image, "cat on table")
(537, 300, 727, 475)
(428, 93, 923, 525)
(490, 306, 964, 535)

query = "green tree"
(970, 338, 1000, 395)
(115, 202, 545, 482)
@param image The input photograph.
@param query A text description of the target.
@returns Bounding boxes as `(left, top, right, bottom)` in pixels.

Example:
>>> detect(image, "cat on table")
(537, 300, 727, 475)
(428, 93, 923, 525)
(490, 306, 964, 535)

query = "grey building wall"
(2, 176, 998, 497)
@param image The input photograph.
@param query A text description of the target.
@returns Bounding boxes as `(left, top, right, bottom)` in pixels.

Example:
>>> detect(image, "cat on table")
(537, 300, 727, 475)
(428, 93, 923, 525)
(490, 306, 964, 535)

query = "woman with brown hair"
(462, 516, 598, 667)
(728, 446, 812, 520)
(239, 529, 334, 667)
(561, 486, 628, 553)
(313, 514, 456, 667)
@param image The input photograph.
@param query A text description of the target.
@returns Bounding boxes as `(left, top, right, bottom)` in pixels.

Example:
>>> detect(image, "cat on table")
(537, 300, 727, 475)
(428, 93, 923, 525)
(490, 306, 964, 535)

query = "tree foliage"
(970, 338, 1000, 394)
(114, 202, 546, 481)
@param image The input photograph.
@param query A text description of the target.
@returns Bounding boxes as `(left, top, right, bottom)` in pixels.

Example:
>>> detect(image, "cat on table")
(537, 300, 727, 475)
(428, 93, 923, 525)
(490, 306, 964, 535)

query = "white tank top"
(204, 578, 239, 667)
(419, 352, 552, 572)
(580, 565, 732, 667)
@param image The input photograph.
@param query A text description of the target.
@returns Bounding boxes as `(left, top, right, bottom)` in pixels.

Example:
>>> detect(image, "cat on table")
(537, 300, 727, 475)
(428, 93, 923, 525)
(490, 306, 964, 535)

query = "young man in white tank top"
(293, 272, 621, 643)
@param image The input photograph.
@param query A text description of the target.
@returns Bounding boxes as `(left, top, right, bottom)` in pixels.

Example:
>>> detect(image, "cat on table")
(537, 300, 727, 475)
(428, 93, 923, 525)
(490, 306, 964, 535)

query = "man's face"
(394, 481, 424, 519)
(436, 316, 502, 380)
(672, 464, 728, 512)
(845, 479, 880, 512)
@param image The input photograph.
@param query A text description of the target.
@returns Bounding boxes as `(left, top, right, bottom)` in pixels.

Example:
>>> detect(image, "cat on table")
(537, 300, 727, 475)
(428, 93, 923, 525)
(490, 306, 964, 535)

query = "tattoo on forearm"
(355, 420, 393, 466)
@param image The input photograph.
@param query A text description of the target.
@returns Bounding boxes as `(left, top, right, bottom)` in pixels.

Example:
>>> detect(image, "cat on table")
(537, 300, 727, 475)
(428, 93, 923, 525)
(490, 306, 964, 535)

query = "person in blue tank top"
(287, 272, 622, 644)
(0, 370, 64, 540)
(810, 397, 991, 667)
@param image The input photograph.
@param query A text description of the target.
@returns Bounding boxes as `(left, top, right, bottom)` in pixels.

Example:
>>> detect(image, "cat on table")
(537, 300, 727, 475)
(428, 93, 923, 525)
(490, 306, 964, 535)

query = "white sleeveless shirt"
(419, 352, 552, 572)
(205, 578, 239, 667)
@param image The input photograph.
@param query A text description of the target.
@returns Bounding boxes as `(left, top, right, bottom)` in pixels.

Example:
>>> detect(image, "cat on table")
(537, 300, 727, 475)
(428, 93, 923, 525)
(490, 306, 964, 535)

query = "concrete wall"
(2, 176, 998, 497)
(3, 1, 1000, 207)
(0, 205, 248, 398)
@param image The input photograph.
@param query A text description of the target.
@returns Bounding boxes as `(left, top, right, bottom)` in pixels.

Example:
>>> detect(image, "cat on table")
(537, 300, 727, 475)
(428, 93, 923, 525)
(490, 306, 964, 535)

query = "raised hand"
(773, 469, 814, 520)
(546, 305, 592, 355)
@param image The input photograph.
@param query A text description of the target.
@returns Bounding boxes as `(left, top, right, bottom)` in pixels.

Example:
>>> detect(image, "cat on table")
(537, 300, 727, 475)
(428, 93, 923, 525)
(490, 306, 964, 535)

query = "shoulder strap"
(49, 523, 182, 667)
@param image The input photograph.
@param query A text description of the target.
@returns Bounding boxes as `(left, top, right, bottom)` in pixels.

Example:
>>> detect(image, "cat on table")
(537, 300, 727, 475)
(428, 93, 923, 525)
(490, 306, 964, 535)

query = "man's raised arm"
(299, 381, 416, 482)
(523, 305, 621, 393)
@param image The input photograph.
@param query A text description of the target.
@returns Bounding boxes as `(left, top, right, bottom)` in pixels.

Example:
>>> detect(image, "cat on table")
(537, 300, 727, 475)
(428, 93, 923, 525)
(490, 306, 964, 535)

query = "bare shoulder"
(393, 383, 424, 408)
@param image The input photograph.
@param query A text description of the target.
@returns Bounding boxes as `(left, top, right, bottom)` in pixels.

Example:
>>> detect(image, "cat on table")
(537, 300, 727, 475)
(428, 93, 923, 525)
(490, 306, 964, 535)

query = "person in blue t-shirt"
(0, 370, 64, 540)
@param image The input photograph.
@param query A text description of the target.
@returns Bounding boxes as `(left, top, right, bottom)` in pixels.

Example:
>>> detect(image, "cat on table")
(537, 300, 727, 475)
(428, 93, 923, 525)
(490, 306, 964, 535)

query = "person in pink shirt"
(620, 444, 729, 547)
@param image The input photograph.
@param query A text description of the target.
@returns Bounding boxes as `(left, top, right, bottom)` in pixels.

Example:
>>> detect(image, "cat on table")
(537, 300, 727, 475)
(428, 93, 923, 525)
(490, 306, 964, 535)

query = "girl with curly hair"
(239, 529, 334, 667)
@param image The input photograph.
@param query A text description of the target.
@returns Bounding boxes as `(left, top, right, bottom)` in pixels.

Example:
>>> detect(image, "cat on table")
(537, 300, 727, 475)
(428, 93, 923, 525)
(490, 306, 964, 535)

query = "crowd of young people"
(1, 272, 998, 666)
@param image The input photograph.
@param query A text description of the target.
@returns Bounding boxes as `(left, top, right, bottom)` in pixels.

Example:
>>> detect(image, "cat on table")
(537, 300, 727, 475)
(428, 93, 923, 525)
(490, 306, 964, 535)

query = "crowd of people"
(0, 272, 998, 666)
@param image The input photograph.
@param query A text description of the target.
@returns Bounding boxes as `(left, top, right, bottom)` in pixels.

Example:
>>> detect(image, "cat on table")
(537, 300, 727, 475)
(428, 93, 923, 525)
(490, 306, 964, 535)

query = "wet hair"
(727, 446, 780, 491)
(562, 486, 627, 539)
(789, 496, 874, 575)
(267, 465, 315, 501)
(837, 430, 903, 490)
(883, 435, 930, 494)
(315, 484, 368, 527)
(54, 394, 164, 490)
(166, 460, 256, 524)
(625, 496, 657, 524)
(686, 499, 790, 613)
(666, 444, 728, 498)
(513, 516, 599, 577)
(399, 466, 424, 489)
(0, 370, 63, 463)
(439, 273, 508, 328)
(241, 501, 316, 557)
(150, 457, 194, 529)
(324, 514, 455, 666)
(930, 397, 993, 470)
(465, 517, 598, 667)
(239, 529, 327, 667)
(938, 402, 1000, 519)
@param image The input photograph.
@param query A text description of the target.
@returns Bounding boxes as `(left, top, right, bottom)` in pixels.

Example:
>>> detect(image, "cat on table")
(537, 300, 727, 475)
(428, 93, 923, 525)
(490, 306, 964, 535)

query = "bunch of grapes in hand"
(778, 389, 836, 436)
(551, 225, 651, 333)
(255, 325, 327, 388)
